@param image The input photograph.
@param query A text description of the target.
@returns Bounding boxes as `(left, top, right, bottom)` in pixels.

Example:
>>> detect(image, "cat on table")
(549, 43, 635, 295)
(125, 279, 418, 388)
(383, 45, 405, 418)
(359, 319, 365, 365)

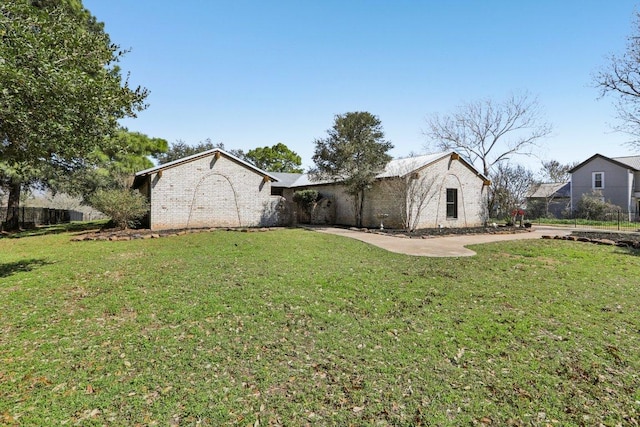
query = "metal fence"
(531, 210, 640, 232)
(0, 207, 83, 230)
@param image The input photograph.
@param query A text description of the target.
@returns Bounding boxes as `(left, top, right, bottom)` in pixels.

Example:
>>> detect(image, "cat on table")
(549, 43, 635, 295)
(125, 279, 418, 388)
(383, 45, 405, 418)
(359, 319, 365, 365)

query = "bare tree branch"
(378, 159, 438, 231)
(595, 12, 640, 147)
(423, 92, 552, 177)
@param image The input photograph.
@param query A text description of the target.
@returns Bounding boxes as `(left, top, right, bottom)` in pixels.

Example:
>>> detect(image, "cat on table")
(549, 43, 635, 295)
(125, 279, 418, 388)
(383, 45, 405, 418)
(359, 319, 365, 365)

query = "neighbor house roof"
(132, 148, 279, 188)
(272, 150, 488, 189)
(611, 155, 640, 170)
(527, 182, 571, 199)
(569, 153, 640, 173)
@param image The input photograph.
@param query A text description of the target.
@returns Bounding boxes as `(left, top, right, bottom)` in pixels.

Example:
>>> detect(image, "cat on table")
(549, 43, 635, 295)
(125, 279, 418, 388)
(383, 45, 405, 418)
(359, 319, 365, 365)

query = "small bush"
(89, 189, 149, 229)
(293, 190, 319, 212)
(525, 199, 547, 220)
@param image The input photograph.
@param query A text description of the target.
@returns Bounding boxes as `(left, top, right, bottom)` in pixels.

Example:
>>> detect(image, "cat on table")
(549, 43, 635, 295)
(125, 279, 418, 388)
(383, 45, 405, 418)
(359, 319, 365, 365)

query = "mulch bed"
(359, 225, 531, 239)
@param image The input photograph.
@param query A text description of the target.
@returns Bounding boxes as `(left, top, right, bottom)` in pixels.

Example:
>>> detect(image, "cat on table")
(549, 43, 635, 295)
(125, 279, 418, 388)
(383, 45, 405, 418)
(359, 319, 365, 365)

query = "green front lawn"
(1, 229, 639, 425)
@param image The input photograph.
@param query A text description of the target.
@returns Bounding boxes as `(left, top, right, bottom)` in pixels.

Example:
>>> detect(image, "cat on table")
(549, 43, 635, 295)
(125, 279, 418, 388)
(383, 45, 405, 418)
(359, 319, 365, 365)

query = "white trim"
(592, 171, 605, 189)
(134, 148, 279, 182)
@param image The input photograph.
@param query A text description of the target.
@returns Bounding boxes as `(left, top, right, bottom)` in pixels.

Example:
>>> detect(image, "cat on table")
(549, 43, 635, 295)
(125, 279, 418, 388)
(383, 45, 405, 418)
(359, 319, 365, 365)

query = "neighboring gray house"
(526, 182, 571, 218)
(133, 149, 284, 230)
(133, 149, 490, 231)
(272, 150, 490, 230)
(569, 154, 640, 216)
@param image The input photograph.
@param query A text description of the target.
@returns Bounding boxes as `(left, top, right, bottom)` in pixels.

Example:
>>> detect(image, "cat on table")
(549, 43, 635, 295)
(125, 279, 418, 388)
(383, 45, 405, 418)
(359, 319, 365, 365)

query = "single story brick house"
(272, 150, 490, 230)
(132, 148, 284, 230)
(133, 149, 490, 231)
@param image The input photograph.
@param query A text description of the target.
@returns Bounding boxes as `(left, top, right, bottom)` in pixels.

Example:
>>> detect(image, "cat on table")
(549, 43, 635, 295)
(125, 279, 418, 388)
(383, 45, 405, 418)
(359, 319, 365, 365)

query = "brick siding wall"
(147, 154, 282, 230)
(295, 155, 487, 229)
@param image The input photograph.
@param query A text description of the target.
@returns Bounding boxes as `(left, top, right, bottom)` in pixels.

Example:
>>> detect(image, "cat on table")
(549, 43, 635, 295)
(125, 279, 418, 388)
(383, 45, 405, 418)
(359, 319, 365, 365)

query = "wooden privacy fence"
(0, 207, 83, 230)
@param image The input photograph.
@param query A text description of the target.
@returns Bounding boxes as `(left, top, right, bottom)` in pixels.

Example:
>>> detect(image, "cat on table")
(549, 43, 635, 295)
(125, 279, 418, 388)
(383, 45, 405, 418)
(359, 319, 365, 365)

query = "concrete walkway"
(313, 225, 572, 257)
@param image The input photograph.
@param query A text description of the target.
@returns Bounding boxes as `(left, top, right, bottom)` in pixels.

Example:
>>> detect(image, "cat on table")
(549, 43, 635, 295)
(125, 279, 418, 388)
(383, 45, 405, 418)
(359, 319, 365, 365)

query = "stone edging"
(70, 227, 282, 242)
(542, 234, 640, 249)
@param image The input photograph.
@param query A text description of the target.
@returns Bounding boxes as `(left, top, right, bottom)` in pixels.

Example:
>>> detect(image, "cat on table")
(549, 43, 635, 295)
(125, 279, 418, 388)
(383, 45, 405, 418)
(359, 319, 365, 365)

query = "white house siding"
(363, 155, 487, 229)
(418, 157, 488, 228)
(571, 157, 634, 211)
(294, 155, 487, 229)
(366, 177, 407, 229)
(634, 172, 640, 214)
(146, 154, 280, 230)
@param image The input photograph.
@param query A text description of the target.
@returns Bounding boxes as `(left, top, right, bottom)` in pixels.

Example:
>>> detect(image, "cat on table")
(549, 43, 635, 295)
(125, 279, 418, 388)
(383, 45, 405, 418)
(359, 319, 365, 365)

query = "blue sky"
(83, 0, 640, 172)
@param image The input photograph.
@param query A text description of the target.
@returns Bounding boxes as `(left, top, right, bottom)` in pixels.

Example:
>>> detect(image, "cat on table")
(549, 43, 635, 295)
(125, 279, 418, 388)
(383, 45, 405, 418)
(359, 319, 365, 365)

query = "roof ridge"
(612, 154, 640, 159)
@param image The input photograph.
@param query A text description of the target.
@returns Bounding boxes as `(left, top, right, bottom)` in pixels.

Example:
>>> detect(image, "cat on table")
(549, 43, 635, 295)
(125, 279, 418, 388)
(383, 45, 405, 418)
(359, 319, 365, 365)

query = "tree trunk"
(4, 179, 21, 230)
(355, 191, 365, 228)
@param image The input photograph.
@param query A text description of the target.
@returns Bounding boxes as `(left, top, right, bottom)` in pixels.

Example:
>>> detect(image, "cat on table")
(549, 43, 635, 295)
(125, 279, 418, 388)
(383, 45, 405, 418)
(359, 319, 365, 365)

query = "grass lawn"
(1, 228, 639, 425)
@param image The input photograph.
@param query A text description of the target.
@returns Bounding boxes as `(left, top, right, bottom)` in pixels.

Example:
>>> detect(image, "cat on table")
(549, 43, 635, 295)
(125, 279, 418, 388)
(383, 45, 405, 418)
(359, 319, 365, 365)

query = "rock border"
(70, 227, 282, 242)
(541, 234, 640, 249)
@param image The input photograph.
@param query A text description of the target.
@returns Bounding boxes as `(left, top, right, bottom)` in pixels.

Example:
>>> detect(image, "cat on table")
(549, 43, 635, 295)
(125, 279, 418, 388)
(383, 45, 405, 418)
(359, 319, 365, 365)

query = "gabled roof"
(377, 151, 457, 178)
(269, 172, 303, 187)
(527, 182, 571, 198)
(569, 153, 640, 173)
(272, 150, 488, 189)
(132, 148, 279, 188)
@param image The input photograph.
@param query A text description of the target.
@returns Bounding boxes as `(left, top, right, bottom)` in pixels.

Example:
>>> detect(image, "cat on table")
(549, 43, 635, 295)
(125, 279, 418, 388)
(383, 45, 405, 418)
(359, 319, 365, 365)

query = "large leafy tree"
(0, 0, 148, 228)
(94, 130, 168, 187)
(50, 129, 168, 196)
(595, 12, 640, 147)
(311, 111, 393, 227)
(245, 143, 303, 173)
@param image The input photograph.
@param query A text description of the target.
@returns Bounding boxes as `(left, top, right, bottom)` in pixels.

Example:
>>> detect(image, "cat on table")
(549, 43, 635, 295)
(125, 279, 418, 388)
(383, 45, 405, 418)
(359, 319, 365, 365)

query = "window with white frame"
(592, 172, 604, 189)
(446, 188, 458, 218)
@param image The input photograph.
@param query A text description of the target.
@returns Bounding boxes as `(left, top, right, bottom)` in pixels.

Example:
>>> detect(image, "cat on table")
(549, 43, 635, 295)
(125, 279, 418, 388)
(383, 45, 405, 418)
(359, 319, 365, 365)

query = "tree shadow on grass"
(2, 220, 108, 239)
(0, 259, 50, 278)
(616, 247, 640, 257)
